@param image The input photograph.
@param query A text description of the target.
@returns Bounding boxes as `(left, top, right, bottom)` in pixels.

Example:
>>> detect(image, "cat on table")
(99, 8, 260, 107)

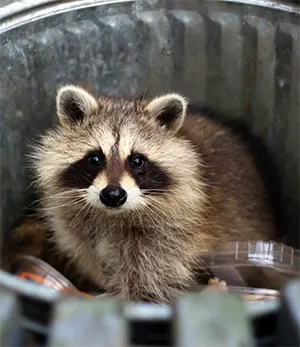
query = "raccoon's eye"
(87, 153, 104, 166)
(131, 154, 147, 169)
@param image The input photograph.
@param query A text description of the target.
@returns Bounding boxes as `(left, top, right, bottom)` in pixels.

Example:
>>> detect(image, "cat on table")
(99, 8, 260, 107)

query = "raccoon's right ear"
(56, 85, 98, 126)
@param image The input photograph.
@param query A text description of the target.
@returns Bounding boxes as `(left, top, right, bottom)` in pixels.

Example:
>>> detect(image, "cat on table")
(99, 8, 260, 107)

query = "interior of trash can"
(0, 0, 299, 251)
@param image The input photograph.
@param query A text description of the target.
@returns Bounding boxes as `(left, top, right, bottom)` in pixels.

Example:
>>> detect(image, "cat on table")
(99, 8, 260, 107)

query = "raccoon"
(31, 85, 276, 303)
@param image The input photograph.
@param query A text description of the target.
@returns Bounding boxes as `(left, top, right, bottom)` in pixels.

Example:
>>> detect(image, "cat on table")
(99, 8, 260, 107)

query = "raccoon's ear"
(56, 85, 98, 126)
(145, 94, 187, 133)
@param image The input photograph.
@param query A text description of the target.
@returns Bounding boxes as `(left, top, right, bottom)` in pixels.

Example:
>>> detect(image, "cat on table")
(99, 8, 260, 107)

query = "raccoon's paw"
(202, 277, 228, 293)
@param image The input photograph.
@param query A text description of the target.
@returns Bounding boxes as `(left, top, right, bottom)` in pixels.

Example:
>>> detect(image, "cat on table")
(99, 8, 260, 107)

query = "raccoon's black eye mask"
(126, 154, 172, 193)
(60, 150, 106, 188)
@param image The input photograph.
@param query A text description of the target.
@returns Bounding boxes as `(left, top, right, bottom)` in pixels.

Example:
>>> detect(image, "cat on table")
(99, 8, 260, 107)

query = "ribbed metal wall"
(0, 0, 299, 246)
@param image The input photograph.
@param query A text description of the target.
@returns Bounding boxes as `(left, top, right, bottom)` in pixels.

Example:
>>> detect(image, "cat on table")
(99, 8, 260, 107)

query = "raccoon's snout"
(100, 186, 127, 208)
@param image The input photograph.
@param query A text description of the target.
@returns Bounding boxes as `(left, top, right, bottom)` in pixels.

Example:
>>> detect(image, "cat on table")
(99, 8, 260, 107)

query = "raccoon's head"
(33, 85, 203, 219)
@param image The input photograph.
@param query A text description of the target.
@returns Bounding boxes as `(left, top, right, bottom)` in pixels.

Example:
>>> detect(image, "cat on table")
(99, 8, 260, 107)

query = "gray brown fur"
(30, 85, 275, 303)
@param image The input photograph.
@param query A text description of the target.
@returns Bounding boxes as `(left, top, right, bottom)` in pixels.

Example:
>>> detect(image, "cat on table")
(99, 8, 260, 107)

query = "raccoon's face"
(34, 85, 201, 216)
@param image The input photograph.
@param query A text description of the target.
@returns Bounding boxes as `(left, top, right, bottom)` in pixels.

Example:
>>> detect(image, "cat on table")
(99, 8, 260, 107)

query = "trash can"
(0, 1, 299, 346)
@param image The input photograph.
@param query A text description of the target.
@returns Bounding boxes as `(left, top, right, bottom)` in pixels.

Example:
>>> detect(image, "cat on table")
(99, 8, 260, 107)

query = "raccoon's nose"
(100, 186, 127, 208)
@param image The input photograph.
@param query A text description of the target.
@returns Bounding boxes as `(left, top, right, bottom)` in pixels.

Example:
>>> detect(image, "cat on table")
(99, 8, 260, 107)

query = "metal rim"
(0, 0, 133, 33)
(225, 0, 300, 11)
(0, 0, 299, 34)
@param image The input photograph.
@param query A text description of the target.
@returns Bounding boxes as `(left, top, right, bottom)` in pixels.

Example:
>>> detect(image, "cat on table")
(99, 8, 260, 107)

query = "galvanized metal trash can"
(0, 0, 299, 346)
(1, 0, 299, 248)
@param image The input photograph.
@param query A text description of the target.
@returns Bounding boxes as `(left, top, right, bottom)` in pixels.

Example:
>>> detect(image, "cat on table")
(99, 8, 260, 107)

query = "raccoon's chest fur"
(51, 213, 202, 302)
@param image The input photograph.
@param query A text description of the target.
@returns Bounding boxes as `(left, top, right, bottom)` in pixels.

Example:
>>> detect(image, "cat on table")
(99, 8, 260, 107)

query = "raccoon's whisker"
(144, 198, 173, 220)
(144, 206, 170, 224)
(146, 198, 180, 216)
(28, 195, 84, 209)
(141, 189, 169, 196)
(145, 195, 170, 205)
(50, 188, 87, 195)
(137, 203, 166, 226)
(142, 203, 165, 221)
(139, 209, 163, 229)
(37, 197, 87, 211)
(45, 193, 87, 202)
(136, 204, 158, 227)
(136, 210, 146, 234)
(141, 192, 167, 196)
(141, 188, 169, 193)
(38, 196, 85, 209)
(24, 200, 82, 211)
(144, 203, 188, 233)
(23, 189, 87, 210)
(141, 188, 170, 192)
(66, 201, 90, 233)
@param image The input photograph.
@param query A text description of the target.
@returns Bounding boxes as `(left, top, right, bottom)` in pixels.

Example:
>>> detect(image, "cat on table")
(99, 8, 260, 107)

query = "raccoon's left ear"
(56, 85, 98, 127)
(145, 93, 188, 133)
